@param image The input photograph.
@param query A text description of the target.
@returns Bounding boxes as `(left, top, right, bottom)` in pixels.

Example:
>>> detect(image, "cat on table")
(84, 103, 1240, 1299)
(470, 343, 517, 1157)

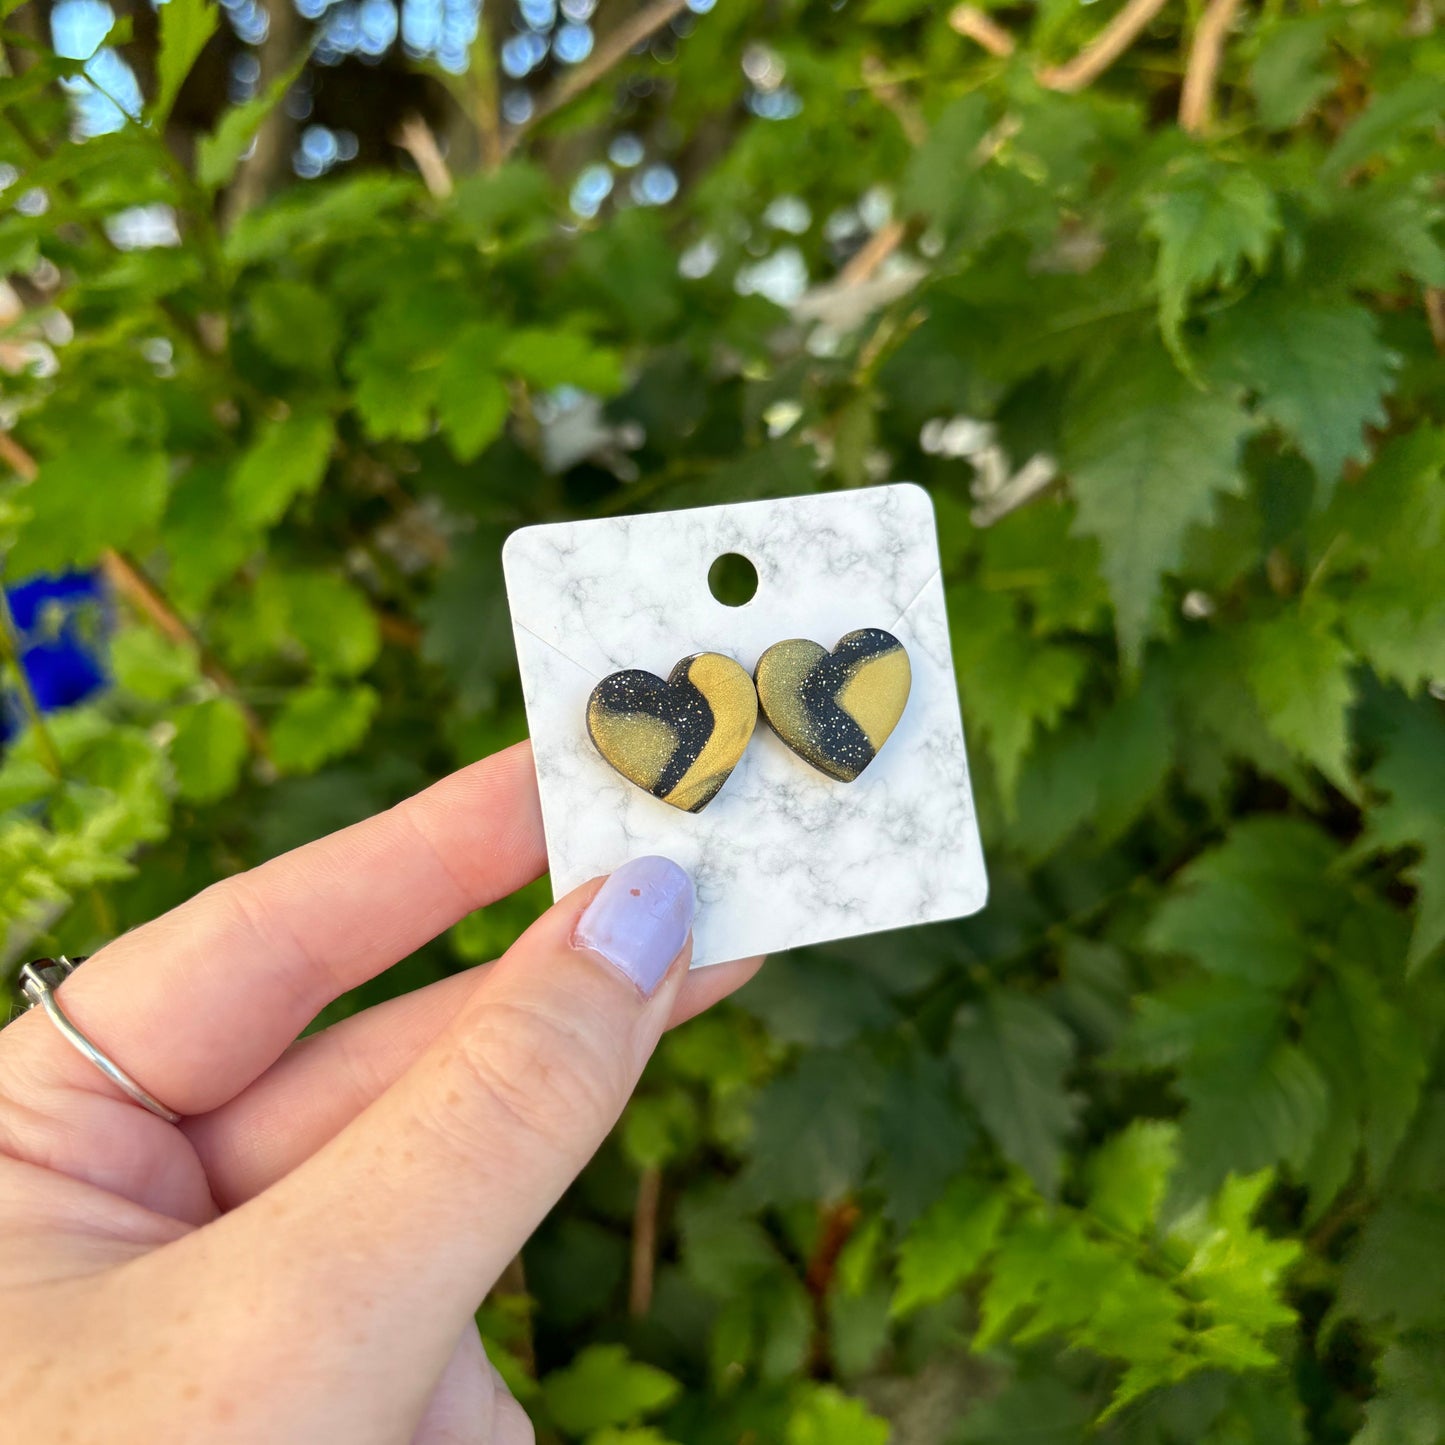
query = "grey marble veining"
(503, 483, 988, 968)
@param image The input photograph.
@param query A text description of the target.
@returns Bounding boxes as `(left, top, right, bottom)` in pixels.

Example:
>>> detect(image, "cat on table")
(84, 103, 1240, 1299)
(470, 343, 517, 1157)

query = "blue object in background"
(1, 571, 109, 743)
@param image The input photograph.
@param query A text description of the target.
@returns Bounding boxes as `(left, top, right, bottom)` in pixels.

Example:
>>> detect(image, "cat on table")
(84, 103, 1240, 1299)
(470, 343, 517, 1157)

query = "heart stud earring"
(587, 652, 758, 812)
(754, 627, 910, 782)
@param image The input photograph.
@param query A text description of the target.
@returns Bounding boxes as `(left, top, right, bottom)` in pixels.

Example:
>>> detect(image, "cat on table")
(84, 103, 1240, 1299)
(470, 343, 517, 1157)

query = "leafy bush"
(2, 1, 1443, 1440)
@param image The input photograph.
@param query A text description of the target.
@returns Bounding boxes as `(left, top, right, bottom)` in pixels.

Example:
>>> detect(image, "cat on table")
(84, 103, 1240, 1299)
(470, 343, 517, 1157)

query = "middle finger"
(186, 953, 764, 1208)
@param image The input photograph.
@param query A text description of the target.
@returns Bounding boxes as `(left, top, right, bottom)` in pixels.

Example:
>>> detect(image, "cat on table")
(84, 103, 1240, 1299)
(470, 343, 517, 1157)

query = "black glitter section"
(799, 628, 904, 781)
(588, 656, 716, 800)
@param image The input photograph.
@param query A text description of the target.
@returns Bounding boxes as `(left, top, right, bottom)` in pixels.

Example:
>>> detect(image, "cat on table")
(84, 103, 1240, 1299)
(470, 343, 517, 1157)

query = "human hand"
(0, 742, 760, 1443)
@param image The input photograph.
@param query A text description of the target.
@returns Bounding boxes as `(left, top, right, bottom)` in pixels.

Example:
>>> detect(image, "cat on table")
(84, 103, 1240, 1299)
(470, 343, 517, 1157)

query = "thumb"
(182, 857, 694, 1421)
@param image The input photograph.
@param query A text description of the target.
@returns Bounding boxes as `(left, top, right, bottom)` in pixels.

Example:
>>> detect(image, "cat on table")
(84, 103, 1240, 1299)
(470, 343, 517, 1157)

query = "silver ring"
(17, 957, 182, 1124)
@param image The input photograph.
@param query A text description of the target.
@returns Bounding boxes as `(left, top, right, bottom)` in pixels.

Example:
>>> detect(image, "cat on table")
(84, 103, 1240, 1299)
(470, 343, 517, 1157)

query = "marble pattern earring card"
(502, 483, 988, 968)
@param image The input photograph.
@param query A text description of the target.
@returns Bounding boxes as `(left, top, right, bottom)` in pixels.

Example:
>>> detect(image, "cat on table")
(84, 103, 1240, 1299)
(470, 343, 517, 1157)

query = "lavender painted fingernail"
(573, 856, 696, 996)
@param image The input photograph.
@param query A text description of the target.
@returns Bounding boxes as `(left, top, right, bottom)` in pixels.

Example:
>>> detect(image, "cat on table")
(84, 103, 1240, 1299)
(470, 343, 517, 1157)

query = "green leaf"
(228, 410, 335, 530)
(677, 1187, 783, 1297)
(419, 530, 516, 712)
(226, 174, 418, 266)
(9, 445, 169, 574)
(499, 328, 624, 395)
(111, 626, 200, 702)
(542, 1346, 681, 1436)
(1101, 1175, 1299, 1418)
(976, 1211, 1182, 1364)
(1160, 628, 1307, 802)
(1204, 293, 1395, 493)
(951, 590, 1089, 806)
(196, 50, 309, 189)
(621, 1091, 700, 1170)
(1322, 74, 1445, 182)
(1171, 1170, 1301, 1336)
(1353, 1335, 1445, 1445)
(160, 463, 259, 610)
(270, 682, 378, 774)
(1088, 667, 1176, 839)
(871, 1049, 976, 1225)
(953, 991, 1079, 1197)
(1011, 666, 1175, 856)
(758, 1273, 815, 1382)
(1332, 427, 1445, 692)
(1145, 817, 1340, 988)
(738, 1050, 881, 1205)
(975, 497, 1111, 636)
(862, 0, 933, 21)
(169, 696, 250, 803)
(588, 1430, 682, 1445)
(0, 222, 39, 276)
(450, 162, 553, 235)
(1087, 1121, 1178, 1237)
(786, 1386, 891, 1445)
(1362, 691, 1445, 973)
(1143, 160, 1280, 356)
(954, 1370, 1092, 1445)
(892, 1175, 1008, 1316)
(150, 0, 218, 126)
(0, 715, 171, 927)
(1063, 344, 1252, 664)
(436, 325, 510, 461)
(1337, 1195, 1445, 1330)
(1251, 18, 1336, 130)
(1347, 583, 1445, 701)
(902, 93, 992, 231)
(829, 1279, 893, 1378)
(245, 280, 342, 375)
(258, 569, 380, 678)
(343, 280, 459, 443)
(736, 944, 895, 1047)
(1127, 979, 1330, 1203)
(1241, 602, 1357, 793)
(1300, 962, 1427, 1207)
(1307, 183, 1445, 292)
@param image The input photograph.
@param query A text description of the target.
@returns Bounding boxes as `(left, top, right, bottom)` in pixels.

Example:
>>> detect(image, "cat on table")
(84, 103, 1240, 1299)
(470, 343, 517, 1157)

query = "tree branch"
(395, 113, 454, 198)
(1037, 0, 1172, 92)
(501, 0, 690, 157)
(952, 0, 1172, 94)
(628, 1164, 662, 1317)
(1425, 287, 1445, 355)
(0, 431, 37, 484)
(861, 54, 929, 145)
(1179, 0, 1244, 134)
(839, 218, 908, 289)
(97, 551, 271, 759)
(222, 0, 303, 227)
(947, 5, 1017, 58)
(490, 1254, 537, 1377)
(469, 10, 505, 170)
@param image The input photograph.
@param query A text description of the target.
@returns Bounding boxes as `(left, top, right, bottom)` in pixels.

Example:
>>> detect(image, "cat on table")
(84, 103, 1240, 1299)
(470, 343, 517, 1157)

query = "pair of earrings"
(586, 627, 911, 813)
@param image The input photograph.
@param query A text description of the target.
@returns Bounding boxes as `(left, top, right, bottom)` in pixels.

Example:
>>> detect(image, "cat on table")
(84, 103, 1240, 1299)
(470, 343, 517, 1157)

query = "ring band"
(17, 957, 182, 1124)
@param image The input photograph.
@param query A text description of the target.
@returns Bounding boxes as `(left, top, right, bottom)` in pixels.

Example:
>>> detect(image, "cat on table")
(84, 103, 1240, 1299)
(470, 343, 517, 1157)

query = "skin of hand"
(0, 741, 761, 1444)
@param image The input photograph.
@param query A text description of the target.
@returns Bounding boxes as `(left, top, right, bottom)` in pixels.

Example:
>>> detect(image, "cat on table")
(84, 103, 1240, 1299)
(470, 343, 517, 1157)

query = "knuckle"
(196, 872, 335, 1015)
(439, 997, 631, 1152)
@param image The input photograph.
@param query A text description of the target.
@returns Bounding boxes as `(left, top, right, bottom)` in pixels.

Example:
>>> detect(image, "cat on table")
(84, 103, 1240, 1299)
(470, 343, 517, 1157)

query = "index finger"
(1, 742, 546, 1118)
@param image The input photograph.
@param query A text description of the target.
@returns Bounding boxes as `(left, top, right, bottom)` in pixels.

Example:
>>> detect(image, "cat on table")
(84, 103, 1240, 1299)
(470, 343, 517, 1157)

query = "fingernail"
(574, 856, 696, 996)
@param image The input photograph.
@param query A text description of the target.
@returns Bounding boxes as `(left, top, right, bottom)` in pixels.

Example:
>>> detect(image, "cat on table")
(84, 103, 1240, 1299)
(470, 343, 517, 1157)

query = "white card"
(502, 483, 988, 967)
